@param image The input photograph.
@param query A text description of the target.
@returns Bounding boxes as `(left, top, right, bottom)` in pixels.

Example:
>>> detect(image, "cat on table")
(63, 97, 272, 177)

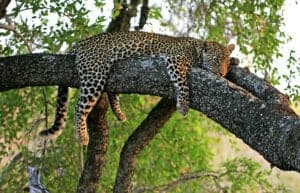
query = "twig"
(40, 87, 49, 164)
(106, 0, 141, 32)
(157, 171, 219, 192)
(0, 17, 32, 52)
(134, 171, 220, 193)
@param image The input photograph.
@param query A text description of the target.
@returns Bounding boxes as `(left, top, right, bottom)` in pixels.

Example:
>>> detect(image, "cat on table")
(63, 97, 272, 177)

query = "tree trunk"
(76, 94, 109, 193)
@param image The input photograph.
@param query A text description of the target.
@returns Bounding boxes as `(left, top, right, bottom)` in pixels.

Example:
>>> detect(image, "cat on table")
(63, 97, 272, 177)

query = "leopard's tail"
(39, 86, 68, 139)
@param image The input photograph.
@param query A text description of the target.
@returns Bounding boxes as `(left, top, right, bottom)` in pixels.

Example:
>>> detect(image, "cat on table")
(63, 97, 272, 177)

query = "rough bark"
(113, 98, 176, 193)
(0, 54, 78, 90)
(76, 94, 109, 193)
(0, 54, 299, 173)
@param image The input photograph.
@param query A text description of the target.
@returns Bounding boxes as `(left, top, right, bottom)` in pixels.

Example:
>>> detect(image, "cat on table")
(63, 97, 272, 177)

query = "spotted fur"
(108, 93, 127, 122)
(40, 86, 68, 138)
(40, 31, 235, 145)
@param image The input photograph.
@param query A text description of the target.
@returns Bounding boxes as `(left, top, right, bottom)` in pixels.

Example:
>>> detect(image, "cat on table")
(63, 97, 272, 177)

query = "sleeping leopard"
(40, 31, 235, 145)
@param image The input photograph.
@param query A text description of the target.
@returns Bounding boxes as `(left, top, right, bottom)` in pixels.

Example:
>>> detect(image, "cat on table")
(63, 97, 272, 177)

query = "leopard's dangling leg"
(39, 86, 68, 138)
(108, 93, 127, 122)
(166, 56, 190, 115)
(75, 82, 102, 145)
(75, 62, 109, 145)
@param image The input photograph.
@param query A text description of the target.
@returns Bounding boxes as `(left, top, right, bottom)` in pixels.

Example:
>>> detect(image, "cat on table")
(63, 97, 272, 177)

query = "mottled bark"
(226, 67, 296, 116)
(113, 98, 176, 193)
(1, 54, 299, 173)
(0, 54, 78, 90)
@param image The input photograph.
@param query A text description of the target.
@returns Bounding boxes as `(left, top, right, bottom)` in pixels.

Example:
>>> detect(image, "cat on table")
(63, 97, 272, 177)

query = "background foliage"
(0, 0, 299, 192)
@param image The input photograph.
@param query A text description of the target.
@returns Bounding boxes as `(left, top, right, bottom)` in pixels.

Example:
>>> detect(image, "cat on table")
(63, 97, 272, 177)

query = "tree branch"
(226, 66, 296, 116)
(0, 54, 299, 172)
(106, 0, 140, 32)
(0, 19, 33, 52)
(134, 171, 220, 193)
(135, 0, 149, 31)
(113, 98, 176, 193)
(0, 0, 11, 19)
(76, 94, 109, 193)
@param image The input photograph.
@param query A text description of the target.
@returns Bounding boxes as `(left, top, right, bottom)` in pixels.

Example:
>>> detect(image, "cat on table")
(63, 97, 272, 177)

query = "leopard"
(40, 31, 235, 145)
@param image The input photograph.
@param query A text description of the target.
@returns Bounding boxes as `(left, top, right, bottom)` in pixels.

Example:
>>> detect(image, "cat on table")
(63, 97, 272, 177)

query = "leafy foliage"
(0, 0, 298, 192)
(1, 0, 106, 54)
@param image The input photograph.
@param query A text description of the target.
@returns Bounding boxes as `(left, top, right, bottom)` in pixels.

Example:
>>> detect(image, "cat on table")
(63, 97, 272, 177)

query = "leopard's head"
(201, 42, 235, 76)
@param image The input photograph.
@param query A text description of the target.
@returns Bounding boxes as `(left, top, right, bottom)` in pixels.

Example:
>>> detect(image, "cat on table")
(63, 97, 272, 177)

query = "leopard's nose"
(219, 63, 228, 77)
(219, 69, 227, 77)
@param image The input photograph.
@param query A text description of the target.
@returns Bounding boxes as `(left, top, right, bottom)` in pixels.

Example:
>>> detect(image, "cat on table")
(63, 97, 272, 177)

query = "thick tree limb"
(226, 67, 297, 117)
(0, 54, 299, 172)
(113, 98, 176, 193)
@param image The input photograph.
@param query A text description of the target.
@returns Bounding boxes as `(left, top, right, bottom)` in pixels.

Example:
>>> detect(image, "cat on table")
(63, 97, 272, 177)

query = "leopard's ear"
(226, 44, 235, 54)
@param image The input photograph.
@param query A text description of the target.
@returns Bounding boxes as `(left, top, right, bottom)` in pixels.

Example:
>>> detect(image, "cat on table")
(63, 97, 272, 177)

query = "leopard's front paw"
(118, 112, 127, 122)
(77, 126, 89, 146)
(79, 134, 89, 146)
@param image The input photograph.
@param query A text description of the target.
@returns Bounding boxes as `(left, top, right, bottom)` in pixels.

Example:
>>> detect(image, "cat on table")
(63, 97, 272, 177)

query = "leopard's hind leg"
(75, 61, 110, 145)
(108, 93, 127, 122)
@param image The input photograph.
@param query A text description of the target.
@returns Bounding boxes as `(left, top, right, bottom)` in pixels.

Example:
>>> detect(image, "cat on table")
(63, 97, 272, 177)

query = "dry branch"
(0, 54, 299, 173)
